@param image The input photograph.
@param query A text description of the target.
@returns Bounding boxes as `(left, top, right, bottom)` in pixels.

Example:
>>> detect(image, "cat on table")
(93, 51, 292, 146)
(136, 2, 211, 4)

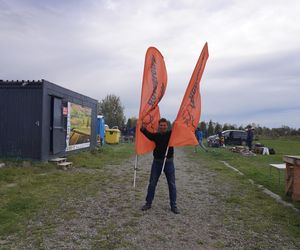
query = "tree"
(207, 120, 214, 136)
(255, 125, 263, 135)
(166, 119, 172, 130)
(98, 94, 126, 128)
(229, 124, 237, 130)
(223, 123, 229, 131)
(126, 117, 137, 129)
(214, 122, 222, 134)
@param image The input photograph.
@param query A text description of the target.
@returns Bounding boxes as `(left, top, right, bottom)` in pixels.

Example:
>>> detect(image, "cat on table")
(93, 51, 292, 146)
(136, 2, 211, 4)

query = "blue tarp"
(97, 115, 105, 145)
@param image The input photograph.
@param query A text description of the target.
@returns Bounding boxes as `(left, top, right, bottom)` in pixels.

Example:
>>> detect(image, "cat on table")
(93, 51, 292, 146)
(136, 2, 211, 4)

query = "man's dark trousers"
(145, 158, 177, 208)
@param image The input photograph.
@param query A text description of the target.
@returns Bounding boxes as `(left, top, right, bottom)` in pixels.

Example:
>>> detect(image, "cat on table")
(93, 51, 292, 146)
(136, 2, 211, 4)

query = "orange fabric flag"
(169, 42, 209, 147)
(135, 47, 168, 155)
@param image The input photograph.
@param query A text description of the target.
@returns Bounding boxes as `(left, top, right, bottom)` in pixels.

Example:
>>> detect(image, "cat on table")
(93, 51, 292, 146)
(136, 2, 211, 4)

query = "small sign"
(63, 107, 68, 116)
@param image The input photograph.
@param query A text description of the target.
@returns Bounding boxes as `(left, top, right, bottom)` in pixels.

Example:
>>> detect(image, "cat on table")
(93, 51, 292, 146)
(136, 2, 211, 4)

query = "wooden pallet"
(49, 158, 73, 170)
(49, 157, 67, 164)
(57, 161, 73, 169)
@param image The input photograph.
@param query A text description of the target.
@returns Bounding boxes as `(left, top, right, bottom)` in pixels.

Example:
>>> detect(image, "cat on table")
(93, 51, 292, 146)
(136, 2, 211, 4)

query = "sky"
(1, 0, 300, 128)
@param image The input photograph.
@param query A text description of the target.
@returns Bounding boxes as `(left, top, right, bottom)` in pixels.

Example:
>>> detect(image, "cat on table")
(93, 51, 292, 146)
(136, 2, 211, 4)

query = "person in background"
(195, 127, 208, 152)
(246, 125, 254, 150)
(218, 131, 225, 147)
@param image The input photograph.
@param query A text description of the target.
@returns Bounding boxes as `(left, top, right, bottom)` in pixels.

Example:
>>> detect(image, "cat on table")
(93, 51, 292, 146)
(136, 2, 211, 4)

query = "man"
(195, 127, 208, 152)
(217, 131, 225, 147)
(246, 126, 254, 150)
(140, 118, 179, 214)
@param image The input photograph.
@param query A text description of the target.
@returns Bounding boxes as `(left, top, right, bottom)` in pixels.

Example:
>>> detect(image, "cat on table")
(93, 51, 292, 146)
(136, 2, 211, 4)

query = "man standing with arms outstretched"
(140, 118, 179, 214)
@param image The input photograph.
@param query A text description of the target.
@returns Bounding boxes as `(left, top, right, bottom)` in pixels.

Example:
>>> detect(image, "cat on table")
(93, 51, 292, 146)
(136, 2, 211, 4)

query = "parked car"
(207, 130, 247, 147)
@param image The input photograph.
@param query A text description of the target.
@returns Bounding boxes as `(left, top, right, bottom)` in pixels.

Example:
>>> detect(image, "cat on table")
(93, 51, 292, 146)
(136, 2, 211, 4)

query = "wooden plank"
(292, 180, 300, 201)
(283, 155, 300, 166)
(57, 162, 73, 167)
(49, 158, 67, 163)
(285, 178, 293, 194)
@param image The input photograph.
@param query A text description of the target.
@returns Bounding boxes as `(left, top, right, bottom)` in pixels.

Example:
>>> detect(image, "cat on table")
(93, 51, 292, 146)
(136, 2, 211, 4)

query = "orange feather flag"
(169, 43, 209, 147)
(135, 47, 168, 155)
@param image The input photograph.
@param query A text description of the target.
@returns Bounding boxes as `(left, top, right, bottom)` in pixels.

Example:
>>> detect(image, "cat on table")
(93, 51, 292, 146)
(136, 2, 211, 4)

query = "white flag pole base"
(161, 146, 169, 175)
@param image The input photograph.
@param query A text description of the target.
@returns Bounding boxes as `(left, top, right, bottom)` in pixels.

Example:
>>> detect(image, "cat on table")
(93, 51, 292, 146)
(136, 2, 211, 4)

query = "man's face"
(159, 121, 168, 133)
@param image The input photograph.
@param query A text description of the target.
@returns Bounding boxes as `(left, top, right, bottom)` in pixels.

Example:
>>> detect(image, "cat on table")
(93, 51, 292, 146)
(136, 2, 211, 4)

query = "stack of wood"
(229, 146, 256, 156)
(49, 157, 73, 170)
(230, 146, 246, 153)
(284, 155, 300, 201)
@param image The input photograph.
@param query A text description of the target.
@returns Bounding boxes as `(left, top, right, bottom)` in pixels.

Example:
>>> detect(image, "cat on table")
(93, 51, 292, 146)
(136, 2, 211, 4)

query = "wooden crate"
(284, 155, 300, 201)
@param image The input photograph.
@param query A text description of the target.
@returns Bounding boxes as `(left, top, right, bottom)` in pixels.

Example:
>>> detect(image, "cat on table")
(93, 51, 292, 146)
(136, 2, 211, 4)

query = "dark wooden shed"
(0, 79, 97, 161)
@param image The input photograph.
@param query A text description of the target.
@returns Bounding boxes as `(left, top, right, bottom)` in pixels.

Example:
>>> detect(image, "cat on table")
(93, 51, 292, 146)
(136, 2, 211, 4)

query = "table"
(269, 163, 286, 185)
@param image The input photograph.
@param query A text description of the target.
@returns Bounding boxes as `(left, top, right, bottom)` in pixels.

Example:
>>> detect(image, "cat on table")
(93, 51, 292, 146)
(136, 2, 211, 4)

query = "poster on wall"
(66, 102, 92, 151)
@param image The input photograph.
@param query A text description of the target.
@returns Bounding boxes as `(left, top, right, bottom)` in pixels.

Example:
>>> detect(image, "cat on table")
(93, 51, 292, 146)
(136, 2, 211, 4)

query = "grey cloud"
(211, 50, 300, 81)
(1, 0, 300, 128)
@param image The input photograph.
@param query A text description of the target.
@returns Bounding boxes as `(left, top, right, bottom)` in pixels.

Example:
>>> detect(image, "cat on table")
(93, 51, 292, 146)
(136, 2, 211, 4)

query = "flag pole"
(133, 154, 138, 188)
(161, 146, 169, 174)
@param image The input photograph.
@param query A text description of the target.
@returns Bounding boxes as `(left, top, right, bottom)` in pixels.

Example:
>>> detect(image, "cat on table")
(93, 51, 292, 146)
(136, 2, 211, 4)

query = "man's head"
(159, 118, 168, 133)
(246, 125, 254, 131)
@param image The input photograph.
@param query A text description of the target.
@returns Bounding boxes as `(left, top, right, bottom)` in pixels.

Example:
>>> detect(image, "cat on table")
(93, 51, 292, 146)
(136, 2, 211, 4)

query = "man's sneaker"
(171, 207, 180, 214)
(141, 204, 151, 211)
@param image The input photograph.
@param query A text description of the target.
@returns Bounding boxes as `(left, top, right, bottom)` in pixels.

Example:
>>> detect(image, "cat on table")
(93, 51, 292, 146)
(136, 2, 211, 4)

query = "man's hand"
(141, 122, 147, 129)
(137, 119, 146, 131)
(138, 119, 146, 129)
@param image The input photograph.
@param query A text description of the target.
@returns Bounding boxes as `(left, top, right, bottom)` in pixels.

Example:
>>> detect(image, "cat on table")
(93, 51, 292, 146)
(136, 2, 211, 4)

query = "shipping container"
(0, 79, 97, 161)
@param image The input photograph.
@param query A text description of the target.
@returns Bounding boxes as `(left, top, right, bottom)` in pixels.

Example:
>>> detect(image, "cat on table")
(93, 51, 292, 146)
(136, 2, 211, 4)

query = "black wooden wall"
(0, 81, 43, 159)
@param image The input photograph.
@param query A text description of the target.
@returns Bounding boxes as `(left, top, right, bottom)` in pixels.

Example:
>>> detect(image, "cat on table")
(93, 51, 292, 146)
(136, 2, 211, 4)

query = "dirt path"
(3, 148, 300, 249)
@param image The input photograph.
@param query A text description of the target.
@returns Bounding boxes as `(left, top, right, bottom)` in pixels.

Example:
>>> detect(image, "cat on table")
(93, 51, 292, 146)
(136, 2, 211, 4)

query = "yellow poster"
(66, 102, 91, 151)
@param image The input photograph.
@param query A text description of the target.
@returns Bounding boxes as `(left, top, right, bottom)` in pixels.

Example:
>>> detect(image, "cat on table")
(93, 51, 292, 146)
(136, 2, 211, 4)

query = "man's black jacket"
(140, 127, 174, 160)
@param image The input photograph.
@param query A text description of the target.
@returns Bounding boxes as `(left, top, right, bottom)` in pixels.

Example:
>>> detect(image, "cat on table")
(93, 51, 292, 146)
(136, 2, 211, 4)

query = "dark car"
(207, 130, 247, 147)
(222, 130, 247, 145)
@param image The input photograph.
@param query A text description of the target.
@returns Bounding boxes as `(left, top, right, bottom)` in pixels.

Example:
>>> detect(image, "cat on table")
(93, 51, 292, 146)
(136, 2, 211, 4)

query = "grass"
(0, 143, 134, 238)
(186, 137, 300, 243)
(194, 137, 300, 206)
(1, 138, 300, 247)
(68, 143, 134, 168)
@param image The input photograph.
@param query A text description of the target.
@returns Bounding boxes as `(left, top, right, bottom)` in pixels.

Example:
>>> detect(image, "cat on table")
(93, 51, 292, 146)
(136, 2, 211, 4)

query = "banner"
(66, 102, 92, 151)
(169, 43, 209, 147)
(135, 47, 167, 155)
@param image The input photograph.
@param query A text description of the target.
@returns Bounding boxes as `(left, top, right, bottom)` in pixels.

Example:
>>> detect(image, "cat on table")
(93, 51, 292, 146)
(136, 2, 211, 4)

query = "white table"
(269, 163, 286, 185)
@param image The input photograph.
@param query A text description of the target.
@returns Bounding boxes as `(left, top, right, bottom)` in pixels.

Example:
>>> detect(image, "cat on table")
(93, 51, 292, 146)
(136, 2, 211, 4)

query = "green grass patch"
(194, 137, 300, 206)
(185, 137, 300, 244)
(68, 143, 134, 168)
(0, 143, 135, 239)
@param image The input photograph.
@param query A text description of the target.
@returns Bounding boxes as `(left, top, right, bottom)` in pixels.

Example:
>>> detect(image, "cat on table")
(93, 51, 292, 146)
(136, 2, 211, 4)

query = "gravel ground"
(2, 148, 300, 249)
